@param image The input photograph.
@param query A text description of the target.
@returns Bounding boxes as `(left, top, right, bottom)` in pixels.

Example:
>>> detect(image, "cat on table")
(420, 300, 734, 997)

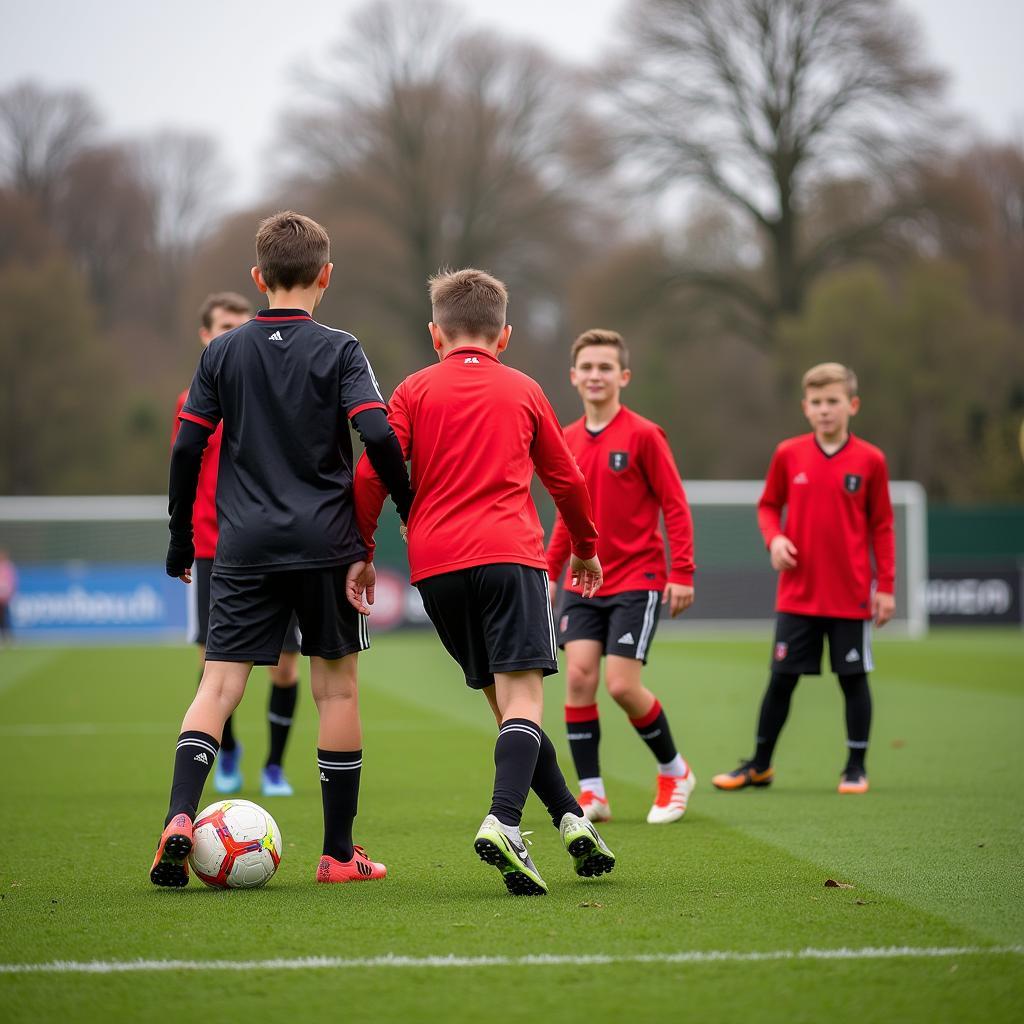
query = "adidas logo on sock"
(845, 648, 861, 662)
(268, 330, 283, 341)
(320, 771, 329, 782)
(193, 752, 209, 765)
(617, 632, 635, 645)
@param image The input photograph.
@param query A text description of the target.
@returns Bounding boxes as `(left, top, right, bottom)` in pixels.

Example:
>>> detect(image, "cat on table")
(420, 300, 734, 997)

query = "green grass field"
(1, 629, 1022, 1023)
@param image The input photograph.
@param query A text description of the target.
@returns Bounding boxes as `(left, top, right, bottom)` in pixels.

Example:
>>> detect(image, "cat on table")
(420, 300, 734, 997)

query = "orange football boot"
(711, 760, 774, 791)
(316, 845, 387, 883)
(149, 813, 193, 887)
(838, 771, 869, 794)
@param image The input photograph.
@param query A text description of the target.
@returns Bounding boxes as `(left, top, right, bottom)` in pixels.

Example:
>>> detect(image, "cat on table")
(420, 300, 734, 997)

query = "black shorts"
(557, 589, 662, 665)
(416, 564, 558, 689)
(771, 612, 874, 676)
(190, 559, 299, 654)
(205, 567, 367, 666)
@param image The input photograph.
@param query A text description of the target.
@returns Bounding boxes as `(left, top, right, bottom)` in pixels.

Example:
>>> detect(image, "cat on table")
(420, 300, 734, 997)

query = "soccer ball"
(189, 799, 282, 889)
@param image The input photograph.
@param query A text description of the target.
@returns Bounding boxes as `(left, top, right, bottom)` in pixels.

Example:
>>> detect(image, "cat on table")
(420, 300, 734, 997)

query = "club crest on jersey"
(844, 474, 862, 493)
(774, 641, 789, 661)
(609, 451, 629, 472)
(559, 615, 568, 633)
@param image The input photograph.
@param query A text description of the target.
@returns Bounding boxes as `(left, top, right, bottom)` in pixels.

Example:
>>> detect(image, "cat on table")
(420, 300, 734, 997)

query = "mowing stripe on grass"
(3, 946, 1022, 975)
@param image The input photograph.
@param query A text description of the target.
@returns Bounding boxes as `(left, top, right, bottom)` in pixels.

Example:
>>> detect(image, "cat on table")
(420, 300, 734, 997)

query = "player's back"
(182, 310, 384, 573)
(397, 346, 567, 582)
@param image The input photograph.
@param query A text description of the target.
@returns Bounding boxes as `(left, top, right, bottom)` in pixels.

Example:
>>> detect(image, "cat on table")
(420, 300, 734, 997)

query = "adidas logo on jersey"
(268, 330, 283, 341)
(845, 648, 861, 663)
(617, 632, 635, 645)
(193, 752, 209, 765)
(793, 471, 809, 484)
(320, 771, 329, 782)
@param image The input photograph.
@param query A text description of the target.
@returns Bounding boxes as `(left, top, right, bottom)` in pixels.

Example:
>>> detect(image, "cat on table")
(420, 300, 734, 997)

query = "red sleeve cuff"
(668, 572, 694, 586)
(348, 401, 387, 419)
(877, 579, 895, 594)
(571, 542, 597, 561)
(179, 411, 216, 430)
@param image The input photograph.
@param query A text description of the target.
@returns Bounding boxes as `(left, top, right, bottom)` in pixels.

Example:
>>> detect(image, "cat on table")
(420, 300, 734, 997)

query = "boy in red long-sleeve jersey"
(547, 330, 697, 825)
(712, 362, 895, 796)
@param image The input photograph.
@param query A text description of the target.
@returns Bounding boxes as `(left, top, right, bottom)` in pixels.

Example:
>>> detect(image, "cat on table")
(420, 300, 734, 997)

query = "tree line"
(1, 0, 1021, 500)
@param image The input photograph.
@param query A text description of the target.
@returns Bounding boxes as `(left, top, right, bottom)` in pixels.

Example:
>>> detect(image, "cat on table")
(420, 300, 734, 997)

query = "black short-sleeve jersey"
(180, 308, 387, 573)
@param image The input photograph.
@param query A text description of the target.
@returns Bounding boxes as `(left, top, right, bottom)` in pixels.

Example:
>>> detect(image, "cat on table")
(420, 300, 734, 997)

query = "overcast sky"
(3, 0, 1022, 208)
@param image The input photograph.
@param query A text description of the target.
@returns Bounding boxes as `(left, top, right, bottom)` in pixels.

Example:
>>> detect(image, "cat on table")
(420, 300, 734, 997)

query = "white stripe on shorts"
(636, 590, 659, 661)
(862, 620, 874, 672)
(542, 572, 557, 660)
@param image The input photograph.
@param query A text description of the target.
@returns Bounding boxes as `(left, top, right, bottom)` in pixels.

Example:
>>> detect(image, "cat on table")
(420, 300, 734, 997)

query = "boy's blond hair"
(255, 211, 330, 291)
(802, 362, 858, 397)
(571, 328, 630, 370)
(198, 291, 251, 330)
(429, 268, 507, 341)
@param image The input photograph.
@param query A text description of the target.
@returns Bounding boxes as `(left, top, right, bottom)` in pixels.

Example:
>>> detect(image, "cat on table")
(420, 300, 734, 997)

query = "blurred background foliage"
(0, 0, 1021, 499)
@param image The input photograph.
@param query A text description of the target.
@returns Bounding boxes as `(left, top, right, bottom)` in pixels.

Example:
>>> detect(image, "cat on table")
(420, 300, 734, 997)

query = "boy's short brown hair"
(802, 362, 858, 397)
(571, 328, 630, 369)
(255, 210, 330, 291)
(198, 291, 251, 330)
(429, 268, 507, 341)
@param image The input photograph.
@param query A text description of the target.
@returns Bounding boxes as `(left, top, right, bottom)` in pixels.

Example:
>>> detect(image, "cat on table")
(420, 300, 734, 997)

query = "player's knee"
(566, 663, 599, 703)
(605, 671, 641, 706)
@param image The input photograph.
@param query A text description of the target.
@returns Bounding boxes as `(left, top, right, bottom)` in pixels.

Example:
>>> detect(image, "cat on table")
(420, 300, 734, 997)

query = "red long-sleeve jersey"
(757, 433, 895, 619)
(172, 387, 221, 559)
(354, 346, 598, 584)
(546, 405, 695, 596)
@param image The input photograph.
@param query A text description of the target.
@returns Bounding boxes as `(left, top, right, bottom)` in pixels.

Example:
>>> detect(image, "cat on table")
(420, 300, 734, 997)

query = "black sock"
(220, 713, 237, 753)
(531, 730, 583, 827)
(753, 673, 800, 769)
(165, 731, 219, 825)
(565, 704, 601, 780)
(490, 719, 542, 827)
(839, 672, 872, 773)
(266, 683, 298, 768)
(629, 698, 679, 764)
(318, 748, 361, 862)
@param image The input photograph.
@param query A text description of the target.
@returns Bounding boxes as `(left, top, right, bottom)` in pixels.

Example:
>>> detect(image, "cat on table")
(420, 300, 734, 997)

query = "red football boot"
(150, 813, 193, 887)
(316, 845, 387, 883)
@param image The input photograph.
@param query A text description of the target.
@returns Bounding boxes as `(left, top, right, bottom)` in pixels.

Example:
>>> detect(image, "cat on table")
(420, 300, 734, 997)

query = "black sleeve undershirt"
(168, 418, 213, 543)
(351, 407, 413, 523)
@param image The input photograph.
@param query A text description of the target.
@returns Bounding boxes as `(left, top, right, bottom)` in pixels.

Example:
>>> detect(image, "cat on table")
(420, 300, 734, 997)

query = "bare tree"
(610, 0, 945, 333)
(0, 81, 98, 215)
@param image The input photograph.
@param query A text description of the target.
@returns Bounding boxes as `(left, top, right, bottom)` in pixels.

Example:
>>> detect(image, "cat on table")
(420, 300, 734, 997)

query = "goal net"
(0, 483, 928, 642)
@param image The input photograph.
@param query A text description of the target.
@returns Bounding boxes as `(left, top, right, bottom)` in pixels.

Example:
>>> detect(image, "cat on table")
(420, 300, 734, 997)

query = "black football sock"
(753, 673, 800, 770)
(489, 719, 542, 827)
(220, 713, 237, 754)
(164, 731, 219, 825)
(839, 672, 872, 773)
(318, 748, 361, 862)
(565, 704, 601, 780)
(266, 682, 298, 768)
(629, 697, 679, 765)
(531, 729, 583, 827)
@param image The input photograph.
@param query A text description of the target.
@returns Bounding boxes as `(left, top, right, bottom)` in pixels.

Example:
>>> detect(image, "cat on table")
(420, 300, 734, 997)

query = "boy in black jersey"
(152, 211, 413, 887)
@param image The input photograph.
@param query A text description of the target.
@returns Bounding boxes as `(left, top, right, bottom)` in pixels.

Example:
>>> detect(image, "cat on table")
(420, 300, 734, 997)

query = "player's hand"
(399, 522, 408, 545)
(872, 591, 895, 628)
(769, 535, 798, 571)
(570, 554, 603, 599)
(166, 538, 195, 583)
(548, 580, 559, 607)
(345, 560, 376, 616)
(662, 583, 694, 617)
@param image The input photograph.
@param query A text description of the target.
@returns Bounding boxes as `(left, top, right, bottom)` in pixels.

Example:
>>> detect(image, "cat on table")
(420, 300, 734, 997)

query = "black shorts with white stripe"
(770, 612, 874, 676)
(205, 566, 368, 666)
(416, 564, 558, 689)
(557, 589, 662, 665)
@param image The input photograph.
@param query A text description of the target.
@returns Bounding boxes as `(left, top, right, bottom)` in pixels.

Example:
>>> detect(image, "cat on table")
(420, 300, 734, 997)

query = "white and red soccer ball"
(189, 799, 281, 889)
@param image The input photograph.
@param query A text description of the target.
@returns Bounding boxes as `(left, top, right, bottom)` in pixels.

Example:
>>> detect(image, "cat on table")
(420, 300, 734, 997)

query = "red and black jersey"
(354, 346, 597, 584)
(180, 309, 386, 573)
(757, 433, 895, 619)
(546, 405, 695, 596)
(171, 388, 221, 559)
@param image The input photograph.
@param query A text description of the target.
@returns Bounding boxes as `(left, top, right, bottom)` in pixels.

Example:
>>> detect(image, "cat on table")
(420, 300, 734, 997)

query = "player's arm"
(531, 394, 602, 597)
(867, 454, 896, 627)
(545, 513, 573, 605)
(170, 390, 186, 450)
(757, 447, 796, 571)
(642, 427, 695, 617)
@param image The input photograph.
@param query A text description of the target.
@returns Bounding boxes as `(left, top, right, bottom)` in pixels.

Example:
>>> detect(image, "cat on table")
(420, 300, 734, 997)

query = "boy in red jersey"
(712, 362, 895, 795)
(172, 293, 303, 798)
(354, 269, 615, 896)
(546, 330, 697, 825)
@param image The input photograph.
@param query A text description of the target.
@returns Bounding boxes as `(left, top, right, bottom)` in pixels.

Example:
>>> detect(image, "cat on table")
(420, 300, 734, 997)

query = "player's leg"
(713, 614, 823, 791)
(829, 618, 873, 793)
(563, 639, 609, 820)
(262, 614, 301, 797)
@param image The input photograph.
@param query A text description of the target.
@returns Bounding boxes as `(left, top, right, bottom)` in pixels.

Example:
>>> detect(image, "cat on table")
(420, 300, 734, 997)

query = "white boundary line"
(2, 946, 1021, 975)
